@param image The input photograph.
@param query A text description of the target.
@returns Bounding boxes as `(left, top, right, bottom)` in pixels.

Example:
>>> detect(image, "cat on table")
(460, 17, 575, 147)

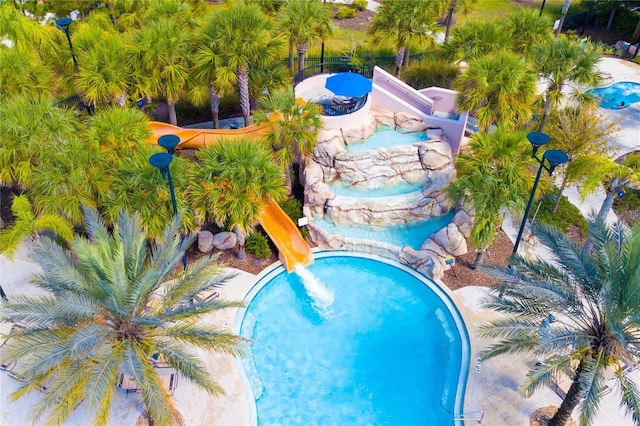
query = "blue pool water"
(238, 253, 469, 426)
(329, 180, 424, 197)
(314, 210, 455, 249)
(347, 125, 428, 152)
(586, 82, 640, 109)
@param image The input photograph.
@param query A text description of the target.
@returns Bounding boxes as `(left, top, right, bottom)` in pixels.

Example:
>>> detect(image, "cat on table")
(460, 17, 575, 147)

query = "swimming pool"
(347, 125, 429, 152)
(585, 82, 640, 109)
(328, 180, 425, 198)
(237, 252, 470, 425)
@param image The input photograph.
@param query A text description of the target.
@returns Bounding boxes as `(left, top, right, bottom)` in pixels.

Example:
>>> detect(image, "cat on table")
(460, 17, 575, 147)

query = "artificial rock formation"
(303, 108, 471, 280)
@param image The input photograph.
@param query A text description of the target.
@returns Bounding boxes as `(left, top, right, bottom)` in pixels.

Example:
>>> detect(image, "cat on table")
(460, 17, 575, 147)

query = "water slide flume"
(148, 121, 313, 272)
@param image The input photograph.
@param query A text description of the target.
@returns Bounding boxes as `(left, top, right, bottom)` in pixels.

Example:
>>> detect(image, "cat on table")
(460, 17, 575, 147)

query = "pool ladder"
(454, 410, 484, 424)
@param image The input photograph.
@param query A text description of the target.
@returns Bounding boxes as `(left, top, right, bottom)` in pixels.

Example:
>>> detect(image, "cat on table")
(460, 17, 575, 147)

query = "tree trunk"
(538, 95, 553, 131)
(403, 45, 410, 69)
(597, 190, 616, 222)
(549, 360, 585, 426)
(444, 0, 457, 43)
(288, 43, 295, 71)
(632, 18, 640, 44)
(472, 248, 486, 268)
(237, 67, 251, 127)
(168, 101, 177, 126)
(394, 47, 406, 78)
(551, 180, 567, 214)
(209, 85, 220, 129)
(284, 164, 292, 194)
(297, 40, 308, 73)
(606, 8, 616, 31)
(555, 0, 571, 37)
(235, 225, 246, 261)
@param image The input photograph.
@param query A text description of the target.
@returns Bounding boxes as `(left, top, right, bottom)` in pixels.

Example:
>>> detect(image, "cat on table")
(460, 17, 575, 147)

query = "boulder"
(198, 231, 214, 253)
(453, 209, 473, 238)
(313, 134, 346, 168)
(301, 160, 324, 187)
(423, 165, 456, 197)
(369, 105, 396, 127)
(212, 231, 237, 250)
(430, 223, 468, 256)
(342, 115, 377, 144)
(418, 141, 453, 171)
(395, 111, 427, 132)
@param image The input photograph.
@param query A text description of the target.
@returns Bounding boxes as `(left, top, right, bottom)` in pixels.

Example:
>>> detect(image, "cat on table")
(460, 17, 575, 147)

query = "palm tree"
(446, 127, 534, 266)
(533, 36, 601, 131)
(453, 50, 537, 131)
(189, 138, 287, 259)
(204, 1, 286, 127)
(545, 102, 620, 213)
(73, 23, 131, 107)
(86, 107, 151, 165)
(442, 0, 477, 43)
(0, 96, 77, 189)
(277, 0, 334, 72)
(478, 217, 640, 426)
(131, 17, 194, 125)
(0, 48, 54, 100)
(506, 8, 553, 56)
(0, 194, 74, 259)
(439, 20, 510, 65)
(0, 208, 247, 426)
(105, 145, 198, 238)
(369, 0, 444, 77)
(255, 89, 322, 194)
(192, 11, 235, 129)
(569, 152, 640, 222)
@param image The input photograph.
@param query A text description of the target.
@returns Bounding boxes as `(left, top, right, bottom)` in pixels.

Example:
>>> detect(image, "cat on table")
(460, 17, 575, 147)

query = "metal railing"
(317, 94, 368, 116)
(293, 63, 373, 87)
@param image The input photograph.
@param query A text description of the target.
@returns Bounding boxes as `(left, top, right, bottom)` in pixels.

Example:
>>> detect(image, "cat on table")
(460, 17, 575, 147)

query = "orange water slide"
(148, 121, 269, 148)
(258, 200, 313, 272)
(148, 121, 313, 272)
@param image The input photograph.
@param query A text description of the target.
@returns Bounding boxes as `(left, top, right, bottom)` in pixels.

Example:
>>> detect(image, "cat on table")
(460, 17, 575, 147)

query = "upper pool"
(347, 125, 428, 152)
(237, 252, 470, 425)
(585, 82, 640, 109)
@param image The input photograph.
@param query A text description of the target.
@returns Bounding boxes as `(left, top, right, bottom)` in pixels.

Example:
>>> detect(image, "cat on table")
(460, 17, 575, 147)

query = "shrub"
(245, 232, 271, 259)
(352, 0, 367, 12)
(532, 192, 589, 238)
(280, 196, 309, 238)
(403, 60, 460, 90)
(336, 5, 357, 19)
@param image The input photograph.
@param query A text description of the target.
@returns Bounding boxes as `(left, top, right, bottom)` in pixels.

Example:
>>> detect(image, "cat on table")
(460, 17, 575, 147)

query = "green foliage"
(614, 187, 640, 213)
(352, 0, 368, 12)
(336, 5, 357, 19)
(280, 196, 303, 223)
(533, 193, 589, 237)
(0, 209, 247, 426)
(613, 7, 640, 37)
(245, 231, 272, 258)
(403, 60, 460, 90)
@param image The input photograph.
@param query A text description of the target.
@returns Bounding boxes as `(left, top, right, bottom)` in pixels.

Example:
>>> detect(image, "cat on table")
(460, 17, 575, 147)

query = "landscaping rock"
(198, 231, 214, 253)
(341, 114, 376, 144)
(369, 105, 395, 127)
(430, 223, 468, 256)
(212, 232, 236, 250)
(395, 111, 427, 131)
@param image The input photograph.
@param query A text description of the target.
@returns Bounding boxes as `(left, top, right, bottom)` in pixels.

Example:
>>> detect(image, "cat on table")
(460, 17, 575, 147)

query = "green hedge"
(403, 60, 460, 90)
(532, 192, 589, 237)
(614, 187, 640, 211)
(336, 5, 357, 19)
(245, 232, 271, 259)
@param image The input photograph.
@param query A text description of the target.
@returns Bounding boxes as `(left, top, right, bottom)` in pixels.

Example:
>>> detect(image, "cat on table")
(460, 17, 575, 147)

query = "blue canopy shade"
(325, 72, 372, 98)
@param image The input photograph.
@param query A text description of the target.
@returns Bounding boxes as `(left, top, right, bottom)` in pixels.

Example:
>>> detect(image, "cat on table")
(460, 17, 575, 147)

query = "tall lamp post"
(512, 132, 569, 256)
(149, 137, 187, 269)
(55, 17, 77, 67)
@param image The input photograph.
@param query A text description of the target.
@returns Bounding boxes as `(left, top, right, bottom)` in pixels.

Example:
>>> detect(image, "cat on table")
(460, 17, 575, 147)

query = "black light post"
(512, 132, 569, 256)
(149, 150, 187, 269)
(55, 17, 77, 67)
(539, 0, 546, 17)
